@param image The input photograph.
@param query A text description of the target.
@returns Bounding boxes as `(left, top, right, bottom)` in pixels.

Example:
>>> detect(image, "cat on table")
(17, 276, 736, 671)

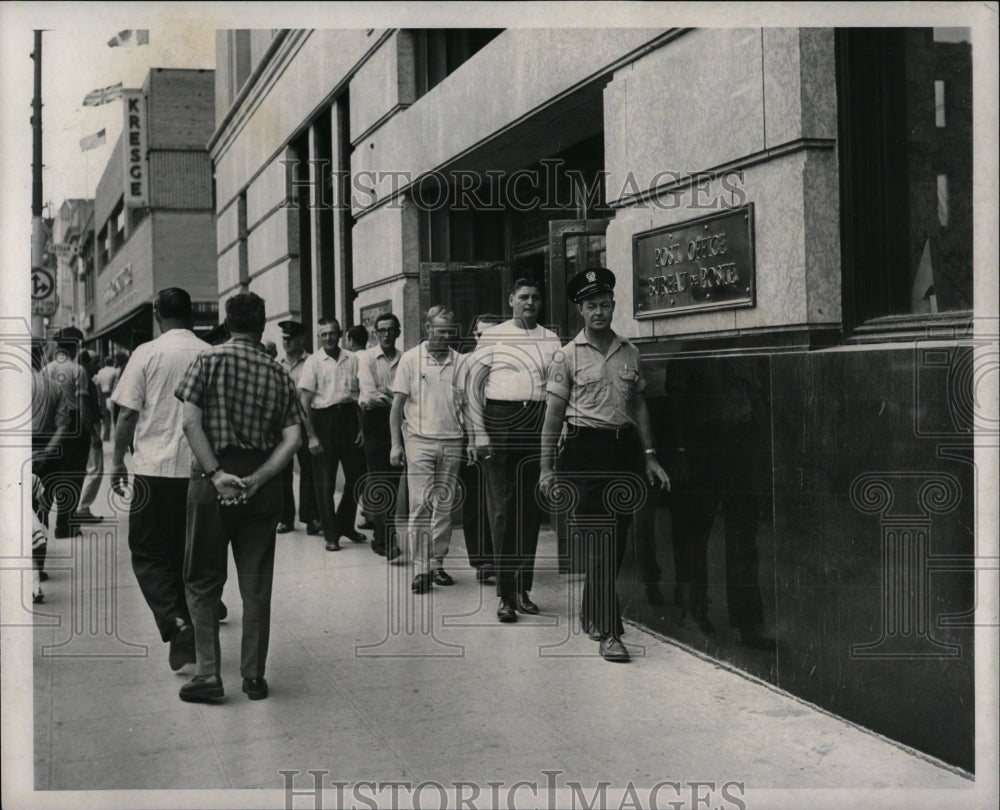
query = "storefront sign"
(122, 90, 147, 206)
(103, 264, 133, 305)
(633, 204, 755, 318)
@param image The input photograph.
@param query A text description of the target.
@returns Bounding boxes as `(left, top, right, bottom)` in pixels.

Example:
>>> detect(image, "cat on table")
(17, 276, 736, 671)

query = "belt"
(568, 424, 637, 442)
(485, 398, 545, 408)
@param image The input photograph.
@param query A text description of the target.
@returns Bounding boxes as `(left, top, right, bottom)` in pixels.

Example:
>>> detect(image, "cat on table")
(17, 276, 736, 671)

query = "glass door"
(547, 219, 609, 340)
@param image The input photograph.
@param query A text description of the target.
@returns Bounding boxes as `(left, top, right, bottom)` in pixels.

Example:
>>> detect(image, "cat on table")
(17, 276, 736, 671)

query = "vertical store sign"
(122, 89, 147, 205)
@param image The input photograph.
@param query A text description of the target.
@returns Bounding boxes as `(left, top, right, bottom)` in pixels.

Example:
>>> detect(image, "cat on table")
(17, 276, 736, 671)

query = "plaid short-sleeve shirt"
(174, 334, 305, 455)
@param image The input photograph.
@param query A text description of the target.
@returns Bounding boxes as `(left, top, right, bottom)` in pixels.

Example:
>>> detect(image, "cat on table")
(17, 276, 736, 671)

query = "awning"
(86, 303, 152, 351)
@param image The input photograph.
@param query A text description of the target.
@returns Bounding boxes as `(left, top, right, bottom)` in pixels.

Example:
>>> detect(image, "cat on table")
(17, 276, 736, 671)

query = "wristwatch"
(201, 465, 223, 479)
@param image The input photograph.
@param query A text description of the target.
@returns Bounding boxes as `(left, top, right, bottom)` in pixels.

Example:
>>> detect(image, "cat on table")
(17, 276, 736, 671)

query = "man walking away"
(110, 288, 210, 671)
(174, 292, 303, 703)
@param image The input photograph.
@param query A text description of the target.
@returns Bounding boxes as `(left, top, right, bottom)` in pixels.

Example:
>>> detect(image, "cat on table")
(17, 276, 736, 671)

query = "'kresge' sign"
(633, 204, 755, 318)
(122, 90, 147, 206)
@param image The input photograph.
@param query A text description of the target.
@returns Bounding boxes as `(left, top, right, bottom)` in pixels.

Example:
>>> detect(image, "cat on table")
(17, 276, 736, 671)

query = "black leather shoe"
(276, 522, 293, 534)
(411, 573, 432, 594)
(583, 621, 603, 641)
(218, 601, 228, 622)
(476, 565, 496, 583)
(242, 676, 268, 700)
(738, 629, 777, 651)
(168, 623, 196, 671)
(386, 545, 402, 561)
(516, 591, 539, 614)
(326, 538, 341, 551)
(179, 674, 223, 703)
(306, 520, 323, 536)
(343, 530, 367, 544)
(39, 571, 49, 582)
(432, 569, 454, 586)
(497, 598, 517, 623)
(372, 544, 387, 556)
(599, 636, 630, 663)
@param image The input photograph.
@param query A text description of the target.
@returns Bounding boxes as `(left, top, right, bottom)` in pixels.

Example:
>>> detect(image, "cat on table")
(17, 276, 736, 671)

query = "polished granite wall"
(620, 346, 975, 773)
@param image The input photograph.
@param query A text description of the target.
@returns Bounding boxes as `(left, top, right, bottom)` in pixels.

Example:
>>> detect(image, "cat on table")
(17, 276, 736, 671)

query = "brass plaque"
(633, 204, 755, 318)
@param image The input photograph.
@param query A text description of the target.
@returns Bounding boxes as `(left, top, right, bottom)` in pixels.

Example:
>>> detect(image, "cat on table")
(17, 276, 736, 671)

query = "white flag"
(79, 128, 106, 151)
(108, 29, 150, 47)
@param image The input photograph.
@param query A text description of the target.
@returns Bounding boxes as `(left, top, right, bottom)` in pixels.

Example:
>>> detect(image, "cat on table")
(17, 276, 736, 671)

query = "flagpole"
(30, 30, 45, 338)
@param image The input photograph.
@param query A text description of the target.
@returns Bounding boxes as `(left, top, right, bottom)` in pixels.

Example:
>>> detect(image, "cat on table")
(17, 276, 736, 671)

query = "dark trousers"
(361, 409, 402, 553)
(560, 427, 645, 638)
(279, 446, 318, 526)
(460, 455, 492, 569)
(669, 421, 764, 632)
(483, 400, 544, 597)
(129, 475, 191, 642)
(311, 404, 364, 542)
(39, 434, 91, 535)
(184, 449, 281, 679)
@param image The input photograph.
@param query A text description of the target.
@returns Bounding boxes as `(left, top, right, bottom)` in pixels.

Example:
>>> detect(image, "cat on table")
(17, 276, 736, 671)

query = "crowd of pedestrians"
(33, 266, 776, 705)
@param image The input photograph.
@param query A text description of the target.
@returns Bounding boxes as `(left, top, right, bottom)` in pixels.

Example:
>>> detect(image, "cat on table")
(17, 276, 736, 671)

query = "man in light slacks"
(390, 306, 466, 594)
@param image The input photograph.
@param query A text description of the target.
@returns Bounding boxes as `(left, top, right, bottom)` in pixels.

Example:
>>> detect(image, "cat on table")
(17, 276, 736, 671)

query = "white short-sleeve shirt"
(110, 328, 209, 478)
(393, 342, 465, 439)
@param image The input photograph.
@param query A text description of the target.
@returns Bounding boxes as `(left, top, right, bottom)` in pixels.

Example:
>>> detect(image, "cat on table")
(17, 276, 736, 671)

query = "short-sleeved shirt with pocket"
(546, 330, 646, 429)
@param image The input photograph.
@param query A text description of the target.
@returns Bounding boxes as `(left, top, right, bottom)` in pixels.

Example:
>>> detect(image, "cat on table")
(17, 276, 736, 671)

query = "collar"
(228, 333, 261, 347)
(372, 344, 400, 363)
(573, 328, 624, 356)
(319, 347, 347, 363)
(281, 350, 309, 368)
(420, 342, 456, 366)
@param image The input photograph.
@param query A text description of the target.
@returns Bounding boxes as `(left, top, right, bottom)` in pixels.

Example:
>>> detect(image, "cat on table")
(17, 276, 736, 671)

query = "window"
(413, 29, 503, 99)
(837, 28, 972, 326)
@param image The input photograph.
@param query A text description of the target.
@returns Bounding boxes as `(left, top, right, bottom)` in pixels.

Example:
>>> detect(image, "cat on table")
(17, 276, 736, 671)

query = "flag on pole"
(82, 82, 124, 107)
(79, 128, 106, 151)
(107, 29, 149, 47)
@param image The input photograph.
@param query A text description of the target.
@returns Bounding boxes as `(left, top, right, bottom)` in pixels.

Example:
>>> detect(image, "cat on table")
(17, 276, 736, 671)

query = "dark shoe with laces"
(276, 522, 293, 534)
(515, 591, 539, 614)
(326, 538, 341, 551)
(386, 545, 402, 561)
(431, 569, 454, 586)
(583, 621, 603, 641)
(599, 636, 630, 663)
(242, 677, 268, 700)
(411, 573, 433, 594)
(168, 623, 196, 671)
(179, 674, 223, 703)
(306, 520, 323, 536)
(343, 530, 367, 544)
(497, 597, 517, 623)
(476, 565, 496, 584)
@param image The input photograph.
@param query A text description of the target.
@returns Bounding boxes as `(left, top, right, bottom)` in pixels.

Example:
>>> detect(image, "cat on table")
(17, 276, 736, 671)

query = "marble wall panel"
(606, 28, 765, 207)
(247, 207, 294, 274)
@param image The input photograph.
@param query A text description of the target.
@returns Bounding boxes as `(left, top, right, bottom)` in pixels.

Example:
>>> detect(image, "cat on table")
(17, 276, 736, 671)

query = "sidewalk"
(27, 449, 974, 806)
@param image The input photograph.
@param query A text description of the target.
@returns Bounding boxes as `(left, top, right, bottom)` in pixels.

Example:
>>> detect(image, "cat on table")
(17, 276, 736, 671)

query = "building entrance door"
(419, 261, 513, 342)
(547, 219, 610, 340)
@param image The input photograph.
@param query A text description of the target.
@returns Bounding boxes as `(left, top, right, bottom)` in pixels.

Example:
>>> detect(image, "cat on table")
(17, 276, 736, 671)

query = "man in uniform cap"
(276, 320, 319, 534)
(539, 267, 669, 663)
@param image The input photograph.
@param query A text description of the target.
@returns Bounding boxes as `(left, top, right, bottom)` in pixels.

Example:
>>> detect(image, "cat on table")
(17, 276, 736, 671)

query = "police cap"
(567, 267, 616, 303)
(278, 320, 305, 338)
